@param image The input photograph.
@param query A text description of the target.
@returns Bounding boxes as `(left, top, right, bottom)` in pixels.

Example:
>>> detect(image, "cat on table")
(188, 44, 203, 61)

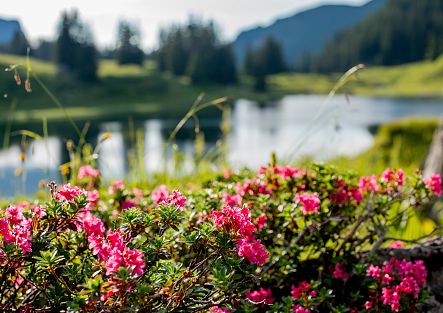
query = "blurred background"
(1, 0, 442, 196)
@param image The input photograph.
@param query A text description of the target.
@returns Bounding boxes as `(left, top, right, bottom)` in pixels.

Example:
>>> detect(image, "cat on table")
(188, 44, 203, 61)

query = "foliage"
(305, 0, 443, 72)
(244, 36, 286, 91)
(115, 21, 144, 66)
(156, 18, 237, 86)
(0, 160, 440, 312)
(55, 10, 98, 82)
(332, 118, 438, 175)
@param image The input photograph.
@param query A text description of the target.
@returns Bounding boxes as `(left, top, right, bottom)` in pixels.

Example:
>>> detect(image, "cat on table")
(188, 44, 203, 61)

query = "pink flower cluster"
(359, 175, 379, 192)
(330, 179, 362, 205)
(424, 173, 442, 197)
(293, 304, 311, 313)
(210, 205, 269, 266)
(245, 287, 274, 305)
(223, 193, 242, 206)
(236, 178, 270, 197)
(161, 190, 187, 209)
(332, 262, 350, 280)
(208, 307, 231, 313)
(381, 168, 405, 189)
(366, 258, 427, 312)
(78, 210, 146, 278)
(78, 165, 100, 180)
(291, 281, 316, 300)
(259, 165, 302, 180)
(108, 180, 124, 195)
(211, 206, 255, 237)
(0, 205, 33, 255)
(237, 238, 269, 266)
(151, 185, 169, 204)
(294, 192, 321, 215)
(56, 184, 87, 203)
(291, 281, 316, 313)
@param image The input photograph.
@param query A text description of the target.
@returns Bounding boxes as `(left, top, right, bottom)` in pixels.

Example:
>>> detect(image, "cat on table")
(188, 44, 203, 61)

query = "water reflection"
(0, 95, 442, 196)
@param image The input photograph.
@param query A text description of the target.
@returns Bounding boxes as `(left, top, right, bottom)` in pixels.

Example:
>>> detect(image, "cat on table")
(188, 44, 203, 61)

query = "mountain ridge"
(233, 0, 386, 66)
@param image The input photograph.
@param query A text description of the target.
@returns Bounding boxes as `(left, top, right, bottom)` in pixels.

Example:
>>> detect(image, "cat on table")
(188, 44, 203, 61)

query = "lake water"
(1, 95, 442, 197)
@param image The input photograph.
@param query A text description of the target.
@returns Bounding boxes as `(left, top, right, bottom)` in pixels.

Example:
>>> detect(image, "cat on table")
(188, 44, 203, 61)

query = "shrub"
(0, 163, 439, 312)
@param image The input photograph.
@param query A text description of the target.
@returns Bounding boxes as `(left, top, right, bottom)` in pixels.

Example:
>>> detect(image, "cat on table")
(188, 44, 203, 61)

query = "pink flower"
(236, 238, 269, 266)
(366, 264, 381, 278)
(359, 175, 379, 192)
(293, 304, 311, 313)
(78, 165, 100, 179)
(108, 180, 124, 195)
(78, 211, 105, 237)
(389, 241, 405, 249)
(291, 281, 312, 300)
(364, 301, 373, 309)
(208, 307, 231, 313)
(56, 184, 87, 202)
(223, 193, 242, 206)
(254, 214, 267, 231)
(245, 287, 274, 305)
(381, 168, 405, 190)
(162, 190, 186, 209)
(294, 192, 320, 215)
(210, 206, 255, 237)
(332, 263, 349, 280)
(381, 286, 401, 312)
(424, 173, 442, 197)
(121, 200, 136, 210)
(123, 248, 145, 276)
(132, 188, 144, 199)
(151, 185, 168, 204)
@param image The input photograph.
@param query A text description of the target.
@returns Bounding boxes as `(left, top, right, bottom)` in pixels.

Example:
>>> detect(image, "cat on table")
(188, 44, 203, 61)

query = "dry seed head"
(25, 78, 32, 93)
(66, 140, 74, 150)
(14, 69, 21, 85)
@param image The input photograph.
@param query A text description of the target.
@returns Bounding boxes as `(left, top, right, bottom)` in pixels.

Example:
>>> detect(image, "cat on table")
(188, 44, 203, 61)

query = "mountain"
(0, 17, 28, 55)
(0, 18, 23, 44)
(233, 0, 386, 67)
(312, 0, 443, 72)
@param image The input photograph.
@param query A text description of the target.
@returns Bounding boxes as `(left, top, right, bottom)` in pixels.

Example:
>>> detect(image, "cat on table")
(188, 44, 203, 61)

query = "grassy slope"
(329, 117, 438, 175)
(270, 56, 443, 97)
(0, 54, 275, 124)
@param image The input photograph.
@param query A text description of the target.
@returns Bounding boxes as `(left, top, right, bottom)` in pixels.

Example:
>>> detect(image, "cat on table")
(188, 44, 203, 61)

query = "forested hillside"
(305, 0, 443, 72)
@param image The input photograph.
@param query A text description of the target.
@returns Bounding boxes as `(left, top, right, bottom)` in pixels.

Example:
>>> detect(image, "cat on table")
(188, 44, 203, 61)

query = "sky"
(2, 0, 367, 50)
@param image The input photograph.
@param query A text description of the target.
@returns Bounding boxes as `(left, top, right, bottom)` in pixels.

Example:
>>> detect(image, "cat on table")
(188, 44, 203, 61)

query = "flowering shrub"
(0, 162, 440, 312)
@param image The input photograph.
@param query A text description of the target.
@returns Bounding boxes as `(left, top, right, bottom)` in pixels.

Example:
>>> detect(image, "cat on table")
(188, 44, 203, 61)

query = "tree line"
(14, 10, 286, 88)
(296, 0, 443, 73)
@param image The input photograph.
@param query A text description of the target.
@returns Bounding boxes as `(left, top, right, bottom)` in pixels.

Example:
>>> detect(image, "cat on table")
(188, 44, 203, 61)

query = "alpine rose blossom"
(359, 175, 379, 192)
(162, 190, 187, 209)
(208, 307, 231, 313)
(210, 205, 255, 237)
(78, 165, 100, 179)
(245, 287, 274, 305)
(56, 184, 87, 202)
(294, 192, 320, 215)
(381, 168, 405, 189)
(332, 263, 350, 280)
(236, 238, 269, 266)
(424, 173, 442, 197)
(151, 185, 168, 204)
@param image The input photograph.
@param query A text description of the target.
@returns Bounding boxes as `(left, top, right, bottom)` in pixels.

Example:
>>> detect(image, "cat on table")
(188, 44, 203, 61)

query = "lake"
(1, 95, 442, 197)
